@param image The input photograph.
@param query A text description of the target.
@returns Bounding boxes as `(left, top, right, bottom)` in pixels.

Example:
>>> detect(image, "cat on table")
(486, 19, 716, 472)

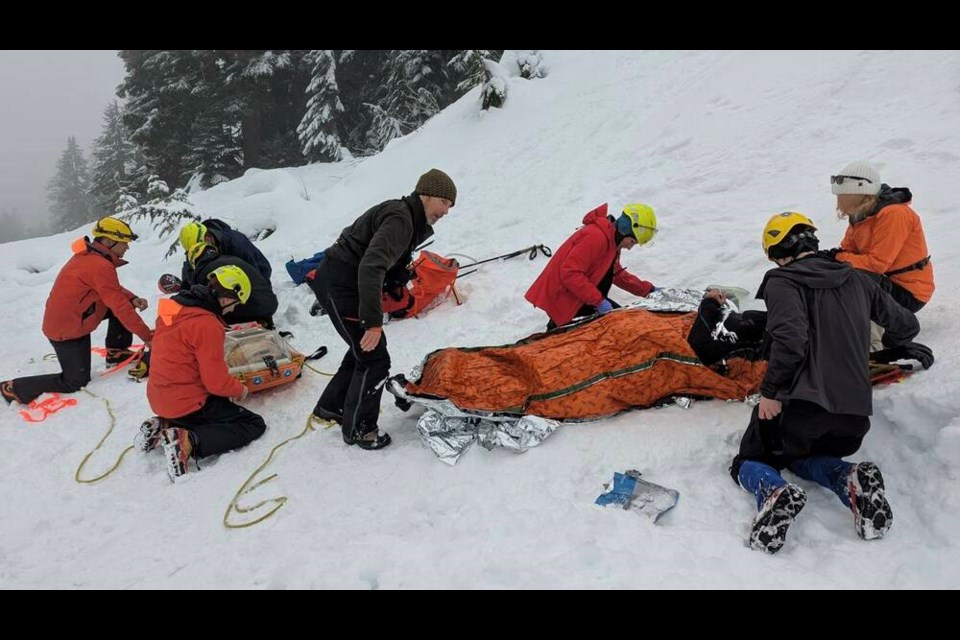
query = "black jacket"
(324, 194, 433, 327)
(757, 255, 918, 416)
(182, 219, 272, 283)
(191, 253, 278, 324)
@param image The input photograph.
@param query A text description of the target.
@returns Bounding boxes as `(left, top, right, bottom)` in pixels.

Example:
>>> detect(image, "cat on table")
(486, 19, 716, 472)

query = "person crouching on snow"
(136, 265, 266, 481)
(525, 203, 658, 331)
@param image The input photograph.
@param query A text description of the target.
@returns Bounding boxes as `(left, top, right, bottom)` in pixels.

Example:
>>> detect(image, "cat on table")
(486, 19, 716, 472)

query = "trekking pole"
(414, 239, 435, 252)
(456, 269, 479, 280)
(457, 244, 552, 269)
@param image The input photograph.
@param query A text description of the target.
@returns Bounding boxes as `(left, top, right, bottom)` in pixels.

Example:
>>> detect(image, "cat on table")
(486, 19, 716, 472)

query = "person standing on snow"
(2, 217, 153, 405)
(731, 212, 927, 554)
(308, 168, 456, 450)
(136, 265, 266, 481)
(525, 203, 658, 330)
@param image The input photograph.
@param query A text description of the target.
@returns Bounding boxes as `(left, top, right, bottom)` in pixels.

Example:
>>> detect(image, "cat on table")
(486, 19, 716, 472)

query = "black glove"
(870, 342, 934, 370)
(384, 264, 413, 288)
(816, 248, 841, 260)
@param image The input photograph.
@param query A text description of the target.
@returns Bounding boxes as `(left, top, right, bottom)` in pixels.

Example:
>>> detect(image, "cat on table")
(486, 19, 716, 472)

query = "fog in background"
(0, 50, 125, 241)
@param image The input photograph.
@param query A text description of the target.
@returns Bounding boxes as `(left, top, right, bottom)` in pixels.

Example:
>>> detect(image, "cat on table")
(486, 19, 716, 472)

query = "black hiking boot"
(105, 348, 137, 367)
(135, 416, 167, 452)
(749, 484, 807, 554)
(1, 380, 21, 405)
(847, 462, 893, 540)
(351, 429, 392, 450)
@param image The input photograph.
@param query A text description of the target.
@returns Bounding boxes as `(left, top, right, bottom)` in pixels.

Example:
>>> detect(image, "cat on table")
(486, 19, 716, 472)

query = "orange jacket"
(837, 201, 934, 303)
(146, 295, 244, 419)
(42, 238, 153, 343)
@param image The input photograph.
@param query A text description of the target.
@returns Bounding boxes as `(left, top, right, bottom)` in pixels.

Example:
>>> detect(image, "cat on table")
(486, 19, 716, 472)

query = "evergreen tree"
(89, 100, 141, 214)
(449, 50, 498, 92)
(373, 50, 452, 150)
(297, 50, 344, 162)
(0, 209, 27, 244)
(516, 50, 545, 79)
(219, 50, 312, 171)
(119, 50, 214, 192)
(47, 137, 93, 232)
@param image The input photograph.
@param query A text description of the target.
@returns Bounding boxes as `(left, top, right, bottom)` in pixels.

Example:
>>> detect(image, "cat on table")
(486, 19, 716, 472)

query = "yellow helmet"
(187, 242, 215, 268)
(208, 265, 251, 304)
(762, 212, 817, 256)
(92, 217, 138, 243)
(179, 222, 208, 252)
(621, 203, 658, 245)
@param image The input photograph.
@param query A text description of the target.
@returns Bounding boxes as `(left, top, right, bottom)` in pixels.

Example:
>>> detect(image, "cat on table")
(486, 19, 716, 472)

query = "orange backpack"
(383, 251, 461, 319)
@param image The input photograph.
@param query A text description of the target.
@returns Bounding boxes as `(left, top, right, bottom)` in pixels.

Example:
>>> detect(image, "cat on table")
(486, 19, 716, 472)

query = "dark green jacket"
(325, 194, 433, 327)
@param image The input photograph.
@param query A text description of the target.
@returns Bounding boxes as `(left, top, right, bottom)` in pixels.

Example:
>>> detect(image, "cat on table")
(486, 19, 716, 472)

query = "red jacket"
(147, 296, 244, 419)
(42, 238, 153, 343)
(525, 204, 654, 326)
(837, 201, 934, 303)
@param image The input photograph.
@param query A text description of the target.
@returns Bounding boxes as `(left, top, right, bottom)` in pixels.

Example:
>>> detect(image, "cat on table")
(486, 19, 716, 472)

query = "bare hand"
(758, 396, 782, 420)
(704, 289, 726, 304)
(132, 297, 149, 311)
(360, 327, 383, 352)
(232, 385, 250, 403)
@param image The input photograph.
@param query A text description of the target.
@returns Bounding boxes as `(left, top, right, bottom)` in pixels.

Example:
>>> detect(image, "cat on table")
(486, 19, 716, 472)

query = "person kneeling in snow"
(137, 265, 266, 481)
(525, 203, 658, 330)
(731, 212, 922, 554)
(1, 217, 153, 405)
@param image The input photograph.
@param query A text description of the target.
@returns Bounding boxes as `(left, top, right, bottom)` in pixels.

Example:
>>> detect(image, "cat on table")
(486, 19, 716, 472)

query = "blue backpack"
(285, 251, 326, 285)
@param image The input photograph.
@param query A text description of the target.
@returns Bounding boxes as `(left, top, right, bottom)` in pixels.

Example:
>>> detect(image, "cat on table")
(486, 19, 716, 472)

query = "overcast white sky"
(0, 50, 125, 229)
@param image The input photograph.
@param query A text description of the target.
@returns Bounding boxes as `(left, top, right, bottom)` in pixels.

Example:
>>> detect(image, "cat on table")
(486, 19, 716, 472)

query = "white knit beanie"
(831, 160, 881, 195)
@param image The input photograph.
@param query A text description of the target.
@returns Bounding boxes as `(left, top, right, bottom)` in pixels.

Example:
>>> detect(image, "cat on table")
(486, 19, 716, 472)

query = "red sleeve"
(558, 228, 607, 306)
(193, 318, 245, 399)
(90, 262, 154, 342)
(837, 208, 911, 274)
(612, 257, 654, 297)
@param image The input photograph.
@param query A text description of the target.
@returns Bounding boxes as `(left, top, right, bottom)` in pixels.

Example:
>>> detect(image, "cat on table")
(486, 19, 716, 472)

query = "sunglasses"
(830, 174, 873, 185)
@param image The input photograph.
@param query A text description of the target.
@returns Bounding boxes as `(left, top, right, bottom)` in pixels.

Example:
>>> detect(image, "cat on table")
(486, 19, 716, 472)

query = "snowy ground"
(1, 50, 958, 588)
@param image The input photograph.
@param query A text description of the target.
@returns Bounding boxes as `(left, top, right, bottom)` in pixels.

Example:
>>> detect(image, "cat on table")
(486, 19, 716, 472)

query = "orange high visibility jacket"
(147, 297, 244, 418)
(42, 237, 153, 343)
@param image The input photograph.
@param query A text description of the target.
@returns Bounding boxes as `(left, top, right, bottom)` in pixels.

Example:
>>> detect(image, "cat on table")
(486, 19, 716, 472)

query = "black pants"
(309, 258, 391, 440)
(11, 312, 133, 404)
(168, 395, 266, 459)
(729, 399, 870, 483)
(861, 270, 926, 314)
